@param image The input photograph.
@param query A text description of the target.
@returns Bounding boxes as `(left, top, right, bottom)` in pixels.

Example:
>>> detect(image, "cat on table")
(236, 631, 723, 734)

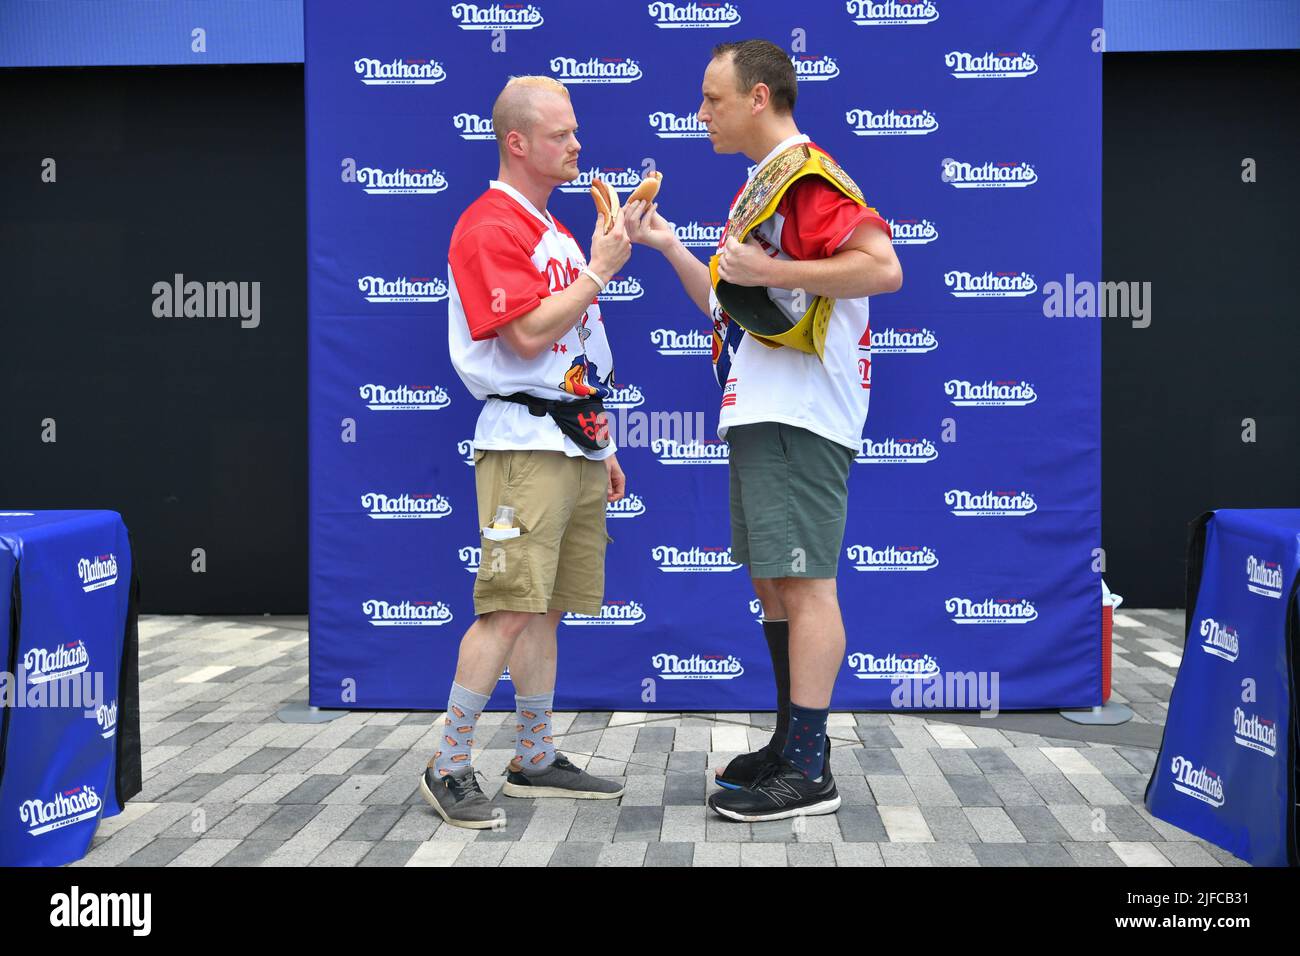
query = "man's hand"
(623, 199, 675, 252)
(604, 453, 625, 503)
(589, 211, 632, 284)
(716, 235, 773, 288)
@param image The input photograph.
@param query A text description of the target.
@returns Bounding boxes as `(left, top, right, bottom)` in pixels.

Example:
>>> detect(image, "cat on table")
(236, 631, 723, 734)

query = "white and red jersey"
(448, 180, 616, 460)
(712, 133, 892, 453)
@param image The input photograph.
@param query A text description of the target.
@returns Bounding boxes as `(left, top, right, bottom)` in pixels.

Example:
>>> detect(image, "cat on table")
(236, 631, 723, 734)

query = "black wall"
(1, 53, 1296, 612)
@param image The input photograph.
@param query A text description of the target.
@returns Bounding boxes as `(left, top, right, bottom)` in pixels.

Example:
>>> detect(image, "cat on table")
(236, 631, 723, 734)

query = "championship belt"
(709, 143, 878, 365)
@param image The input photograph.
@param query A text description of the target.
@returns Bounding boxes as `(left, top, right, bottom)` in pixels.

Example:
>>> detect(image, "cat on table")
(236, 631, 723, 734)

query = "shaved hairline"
(492, 76, 573, 160)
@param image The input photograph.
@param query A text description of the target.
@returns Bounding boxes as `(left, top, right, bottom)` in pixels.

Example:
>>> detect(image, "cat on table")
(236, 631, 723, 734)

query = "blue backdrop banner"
(306, 0, 1102, 712)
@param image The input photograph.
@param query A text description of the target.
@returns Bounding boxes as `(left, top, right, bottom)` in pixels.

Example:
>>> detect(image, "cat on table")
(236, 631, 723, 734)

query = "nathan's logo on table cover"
(1233, 707, 1277, 757)
(648, 1, 741, 28)
(674, 221, 725, 248)
(1198, 617, 1239, 662)
(23, 641, 89, 684)
(607, 492, 646, 518)
(749, 597, 764, 622)
(848, 652, 940, 680)
(942, 159, 1037, 188)
(945, 270, 1037, 297)
(603, 383, 645, 409)
(945, 379, 1038, 406)
(354, 57, 446, 85)
(871, 326, 938, 353)
(354, 165, 448, 195)
(97, 699, 118, 739)
(648, 111, 709, 138)
(19, 785, 101, 836)
(652, 653, 744, 679)
(652, 545, 741, 572)
(845, 108, 939, 136)
(0, 512, 35, 517)
(361, 493, 452, 520)
(452, 3, 544, 29)
(453, 113, 495, 140)
(791, 55, 840, 81)
(1246, 554, 1283, 599)
(855, 437, 938, 464)
(563, 601, 647, 626)
(887, 218, 939, 245)
(651, 328, 712, 355)
(846, 0, 939, 26)
(847, 544, 939, 572)
(599, 275, 646, 301)
(945, 50, 1038, 79)
(457, 439, 475, 465)
(358, 275, 448, 303)
(653, 438, 729, 464)
(77, 554, 118, 592)
(559, 166, 644, 193)
(459, 545, 481, 573)
(947, 597, 1038, 625)
(361, 384, 451, 411)
(945, 489, 1037, 517)
(1169, 755, 1225, 808)
(550, 57, 643, 84)
(363, 599, 454, 626)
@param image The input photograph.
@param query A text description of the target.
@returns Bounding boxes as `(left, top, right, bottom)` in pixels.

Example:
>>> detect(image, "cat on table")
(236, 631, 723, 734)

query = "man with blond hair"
(420, 75, 631, 828)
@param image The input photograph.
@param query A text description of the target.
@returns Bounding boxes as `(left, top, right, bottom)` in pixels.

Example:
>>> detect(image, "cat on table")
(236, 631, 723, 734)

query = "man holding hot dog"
(420, 75, 630, 828)
(624, 40, 902, 822)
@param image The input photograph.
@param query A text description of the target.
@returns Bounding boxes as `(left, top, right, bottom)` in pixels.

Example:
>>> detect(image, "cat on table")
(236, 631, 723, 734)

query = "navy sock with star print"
(782, 702, 829, 780)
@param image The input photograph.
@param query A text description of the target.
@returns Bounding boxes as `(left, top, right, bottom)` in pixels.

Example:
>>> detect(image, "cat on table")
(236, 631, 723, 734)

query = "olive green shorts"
(471, 448, 610, 616)
(727, 422, 855, 579)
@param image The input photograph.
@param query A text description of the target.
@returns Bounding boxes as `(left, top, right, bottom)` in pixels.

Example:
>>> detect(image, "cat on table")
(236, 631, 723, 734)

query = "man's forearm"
(765, 249, 900, 299)
(505, 274, 603, 358)
(661, 238, 713, 316)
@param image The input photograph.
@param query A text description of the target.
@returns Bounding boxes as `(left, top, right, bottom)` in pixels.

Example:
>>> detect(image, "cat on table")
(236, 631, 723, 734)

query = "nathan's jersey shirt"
(711, 133, 892, 453)
(448, 179, 616, 461)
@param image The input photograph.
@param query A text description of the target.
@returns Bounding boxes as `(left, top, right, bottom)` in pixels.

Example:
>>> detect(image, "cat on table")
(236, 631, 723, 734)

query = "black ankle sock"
(761, 618, 791, 750)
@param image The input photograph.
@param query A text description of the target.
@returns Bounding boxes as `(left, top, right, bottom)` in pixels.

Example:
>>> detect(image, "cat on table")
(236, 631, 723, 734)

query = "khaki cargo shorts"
(471, 448, 610, 616)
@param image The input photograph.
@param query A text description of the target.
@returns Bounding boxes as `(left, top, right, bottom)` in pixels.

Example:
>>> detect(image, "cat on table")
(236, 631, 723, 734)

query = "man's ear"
(751, 83, 771, 114)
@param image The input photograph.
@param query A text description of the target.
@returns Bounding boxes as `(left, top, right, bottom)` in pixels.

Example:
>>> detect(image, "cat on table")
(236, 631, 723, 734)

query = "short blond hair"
(492, 75, 571, 161)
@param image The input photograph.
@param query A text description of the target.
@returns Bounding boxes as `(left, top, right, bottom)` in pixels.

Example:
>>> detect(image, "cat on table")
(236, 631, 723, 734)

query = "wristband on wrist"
(581, 267, 607, 292)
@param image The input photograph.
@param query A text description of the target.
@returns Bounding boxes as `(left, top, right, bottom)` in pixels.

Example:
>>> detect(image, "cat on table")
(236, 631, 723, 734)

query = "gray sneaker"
(502, 752, 625, 799)
(419, 765, 502, 829)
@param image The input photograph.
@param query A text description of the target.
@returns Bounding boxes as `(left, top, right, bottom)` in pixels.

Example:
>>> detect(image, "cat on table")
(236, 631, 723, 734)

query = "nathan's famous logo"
(846, 0, 939, 26)
(604, 383, 644, 409)
(870, 326, 938, 353)
(945, 50, 1038, 79)
(855, 437, 938, 464)
(599, 275, 645, 301)
(675, 221, 725, 248)
(749, 597, 764, 622)
(652, 653, 744, 679)
(653, 438, 729, 465)
(1246, 554, 1283, 599)
(354, 57, 446, 85)
(358, 275, 448, 303)
(19, 785, 102, 836)
(562, 601, 647, 626)
(559, 166, 645, 194)
(1233, 707, 1277, 756)
(452, 112, 494, 140)
(77, 553, 118, 592)
(362, 600, 454, 627)
(847, 545, 938, 572)
(945, 270, 1037, 298)
(1198, 617, 1239, 662)
(452, 3, 544, 29)
(946, 597, 1038, 625)
(354, 164, 448, 195)
(848, 652, 940, 680)
(945, 379, 1038, 406)
(648, 2, 741, 29)
(887, 218, 939, 245)
(652, 545, 741, 572)
(1169, 755, 1225, 808)
(361, 492, 452, 520)
(459, 545, 481, 573)
(945, 489, 1037, 517)
(791, 55, 839, 81)
(360, 384, 451, 411)
(607, 492, 645, 518)
(942, 158, 1037, 188)
(651, 327, 712, 355)
(550, 56, 643, 84)
(23, 641, 90, 685)
(648, 111, 708, 139)
(97, 699, 118, 739)
(457, 439, 475, 465)
(845, 107, 939, 136)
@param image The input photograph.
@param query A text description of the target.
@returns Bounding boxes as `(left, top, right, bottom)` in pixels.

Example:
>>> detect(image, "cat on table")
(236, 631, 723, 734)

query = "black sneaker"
(707, 755, 840, 822)
(714, 733, 832, 790)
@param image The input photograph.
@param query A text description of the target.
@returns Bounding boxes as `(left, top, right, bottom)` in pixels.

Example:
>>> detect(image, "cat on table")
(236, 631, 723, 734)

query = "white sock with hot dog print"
(430, 682, 489, 778)
(514, 692, 556, 772)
